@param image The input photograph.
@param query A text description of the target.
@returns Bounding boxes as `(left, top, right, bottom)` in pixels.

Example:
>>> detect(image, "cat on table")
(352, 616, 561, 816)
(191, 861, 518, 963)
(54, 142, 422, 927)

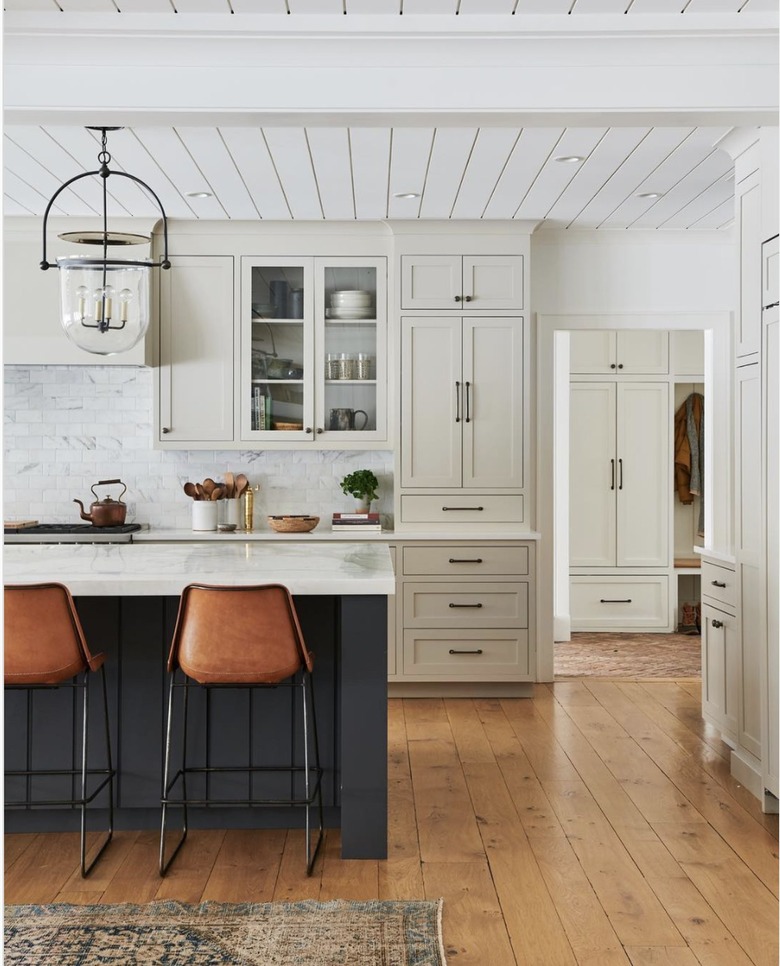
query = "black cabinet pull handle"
(764, 301, 779, 310)
(711, 580, 727, 588)
(449, 558, 483, 563)
(162, 427, 171, 434)
(618, 363, 624, 369)
(465, 381, 471, 423)
(454, 294, 462, 302)
(316, 428, 324, 434)
(304, 427, 312, 434)
(618, 458, 623, 490)
(610, 363, 617, 369)
(449, 602, 483, 608)
(442, 506, 484, 511)
(712, 619, 724, 629)
(610, 458, 615, 491)
(455, 381, 461, 423)
(600, 598, 633, 603)
(449, 648, 483, 655)
(463, 295, 472, 302)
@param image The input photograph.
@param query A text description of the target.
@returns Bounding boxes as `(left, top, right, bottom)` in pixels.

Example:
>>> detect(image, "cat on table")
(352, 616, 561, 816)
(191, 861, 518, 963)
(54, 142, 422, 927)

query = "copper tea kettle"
(74, 479, 128, 527)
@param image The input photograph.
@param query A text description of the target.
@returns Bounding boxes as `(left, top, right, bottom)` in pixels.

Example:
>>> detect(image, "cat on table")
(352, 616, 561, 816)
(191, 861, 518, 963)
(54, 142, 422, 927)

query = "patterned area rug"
(4, 899, 447, 966)
(555, 632, 701, 678)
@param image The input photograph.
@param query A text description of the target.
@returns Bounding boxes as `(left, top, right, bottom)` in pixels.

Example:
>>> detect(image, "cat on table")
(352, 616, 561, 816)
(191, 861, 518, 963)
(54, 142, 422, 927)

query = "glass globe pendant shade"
(58, 258, 151, 356)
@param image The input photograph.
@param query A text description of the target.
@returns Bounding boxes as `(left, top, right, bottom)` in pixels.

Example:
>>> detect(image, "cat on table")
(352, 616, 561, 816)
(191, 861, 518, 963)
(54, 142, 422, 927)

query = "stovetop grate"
(5, 524, 142, 535)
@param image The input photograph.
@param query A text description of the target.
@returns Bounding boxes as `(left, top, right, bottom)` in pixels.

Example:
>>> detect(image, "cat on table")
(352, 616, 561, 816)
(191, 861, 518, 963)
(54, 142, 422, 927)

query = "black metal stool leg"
(160, 672, 188, 876)
(302, 671, 323, 875)
(80, 666, 115, 878)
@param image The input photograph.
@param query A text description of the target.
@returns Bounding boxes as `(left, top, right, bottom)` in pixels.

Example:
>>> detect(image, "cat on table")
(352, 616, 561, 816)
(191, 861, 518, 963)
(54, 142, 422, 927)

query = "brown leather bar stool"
(159, 583, 324, 876)
(4, 583, 115, 877)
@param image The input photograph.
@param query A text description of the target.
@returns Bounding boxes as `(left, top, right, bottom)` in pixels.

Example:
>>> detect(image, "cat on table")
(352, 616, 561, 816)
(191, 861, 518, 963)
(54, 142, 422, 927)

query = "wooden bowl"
(267, 515, 320, 533)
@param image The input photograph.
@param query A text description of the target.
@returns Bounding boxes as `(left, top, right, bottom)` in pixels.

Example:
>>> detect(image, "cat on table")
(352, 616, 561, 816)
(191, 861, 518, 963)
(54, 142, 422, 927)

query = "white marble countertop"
(134, 528, 542, 543)
(4, 541, 396, 597)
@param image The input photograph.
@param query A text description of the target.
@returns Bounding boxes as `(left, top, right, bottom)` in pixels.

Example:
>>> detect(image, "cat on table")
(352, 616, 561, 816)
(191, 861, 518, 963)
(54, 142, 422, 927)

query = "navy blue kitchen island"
(4, 541, 394, 860)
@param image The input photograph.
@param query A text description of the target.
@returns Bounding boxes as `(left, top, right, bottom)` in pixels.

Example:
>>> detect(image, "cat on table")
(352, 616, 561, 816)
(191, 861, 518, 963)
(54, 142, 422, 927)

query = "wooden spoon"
(210, 486, 225, 501)
(202, 478, 217, 497)
(234, 474, 249, 499)
(196, 483, 207, 501)
(224, 471, 235, 499)
(183, 482, 200, 501)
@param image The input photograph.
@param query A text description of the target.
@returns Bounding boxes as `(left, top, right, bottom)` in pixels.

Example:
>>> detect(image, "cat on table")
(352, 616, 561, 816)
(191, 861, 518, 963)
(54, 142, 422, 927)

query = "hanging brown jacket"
(674, 392, 703, 505)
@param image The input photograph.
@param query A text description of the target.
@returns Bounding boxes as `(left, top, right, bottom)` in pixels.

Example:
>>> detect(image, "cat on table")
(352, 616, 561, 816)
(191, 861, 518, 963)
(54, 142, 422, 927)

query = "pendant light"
(40, 126, 171, 355)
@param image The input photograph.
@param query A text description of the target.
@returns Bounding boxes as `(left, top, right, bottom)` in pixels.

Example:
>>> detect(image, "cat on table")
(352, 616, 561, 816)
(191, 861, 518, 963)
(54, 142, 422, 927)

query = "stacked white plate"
(329, 289, 373, 320)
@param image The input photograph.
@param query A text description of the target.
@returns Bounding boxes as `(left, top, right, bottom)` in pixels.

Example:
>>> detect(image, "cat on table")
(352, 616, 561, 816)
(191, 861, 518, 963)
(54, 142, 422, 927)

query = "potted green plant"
(340, 469, 379, 512)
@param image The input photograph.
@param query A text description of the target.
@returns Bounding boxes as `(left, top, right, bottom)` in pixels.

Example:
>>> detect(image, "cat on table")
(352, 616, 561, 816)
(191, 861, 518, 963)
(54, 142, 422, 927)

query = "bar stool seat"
(159, 583, 324, 876)
(4, 583, 115, 877)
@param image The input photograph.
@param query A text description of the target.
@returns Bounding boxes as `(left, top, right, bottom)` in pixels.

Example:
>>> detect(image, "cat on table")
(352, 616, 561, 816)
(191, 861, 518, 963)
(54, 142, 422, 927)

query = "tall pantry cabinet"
(709, 130, 778, 811)
(568, 332, 671, 632)
(392, 228, 536, 691)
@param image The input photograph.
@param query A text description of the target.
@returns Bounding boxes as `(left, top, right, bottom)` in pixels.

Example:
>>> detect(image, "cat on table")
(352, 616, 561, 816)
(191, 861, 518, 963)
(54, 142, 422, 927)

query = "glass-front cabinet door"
(241, 255, 386, 446)
(241, 258, 314, 441)
(314, 257, 387, 443)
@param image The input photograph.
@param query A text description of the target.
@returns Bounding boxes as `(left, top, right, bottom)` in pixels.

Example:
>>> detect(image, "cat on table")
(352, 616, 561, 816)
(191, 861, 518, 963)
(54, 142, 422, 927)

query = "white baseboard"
(731, 747, 764, 801)
(388, 682, 535, 699)
(554, 614, 571, 642)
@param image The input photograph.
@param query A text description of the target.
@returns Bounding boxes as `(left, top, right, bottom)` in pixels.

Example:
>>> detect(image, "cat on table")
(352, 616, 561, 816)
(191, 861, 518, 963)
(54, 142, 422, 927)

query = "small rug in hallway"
(555, 632, 701, 678)
(4, 899, 447, 966)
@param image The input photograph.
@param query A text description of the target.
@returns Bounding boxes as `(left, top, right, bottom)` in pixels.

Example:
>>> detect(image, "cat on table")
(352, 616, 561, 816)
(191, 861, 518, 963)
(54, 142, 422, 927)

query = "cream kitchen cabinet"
(400, 254, 523, 311)
(156, 242, 388, 450)
(157, 254, 235, 444)
(570, 382, 669, 569)
(240, 256, 388, 448)
(736, 169, 762, 360)
(570, 330, 669, 375)
(392, 540, 535, 685)
(701, 596, 739, 743)
(570, 380, 670, 631)
(400, 316, 524, 500)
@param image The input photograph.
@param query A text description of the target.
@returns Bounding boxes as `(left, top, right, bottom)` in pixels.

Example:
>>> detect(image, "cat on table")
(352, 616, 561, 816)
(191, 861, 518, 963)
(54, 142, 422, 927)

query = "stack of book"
(331, 512, 382, 532)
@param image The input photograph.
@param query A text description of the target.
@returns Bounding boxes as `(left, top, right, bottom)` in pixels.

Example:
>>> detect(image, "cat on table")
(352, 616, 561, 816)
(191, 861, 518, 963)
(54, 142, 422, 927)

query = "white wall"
(532, 229, 737, 677)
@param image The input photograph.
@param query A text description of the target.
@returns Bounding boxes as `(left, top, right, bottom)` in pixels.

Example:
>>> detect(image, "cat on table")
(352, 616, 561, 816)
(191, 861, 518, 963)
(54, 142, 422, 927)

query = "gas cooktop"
(4, 523, 144, 544)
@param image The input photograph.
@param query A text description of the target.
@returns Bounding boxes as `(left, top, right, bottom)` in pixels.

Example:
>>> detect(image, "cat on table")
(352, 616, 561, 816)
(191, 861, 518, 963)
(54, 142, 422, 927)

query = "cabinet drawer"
(404, 582, 528, 628)
(402, 545, 529, 577)
(403, 629, 530, 679)
(701, 561, 736, 610)
(570, 576, 668, 629)
(400, 494, 524, 525)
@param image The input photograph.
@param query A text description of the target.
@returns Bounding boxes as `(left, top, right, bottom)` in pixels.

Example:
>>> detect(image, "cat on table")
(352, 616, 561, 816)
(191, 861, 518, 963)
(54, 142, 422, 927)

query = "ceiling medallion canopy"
(40, 126, 171, 356)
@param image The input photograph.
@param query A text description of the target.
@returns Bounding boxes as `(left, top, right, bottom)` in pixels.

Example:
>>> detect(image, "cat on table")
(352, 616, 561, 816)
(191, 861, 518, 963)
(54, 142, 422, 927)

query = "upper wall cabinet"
(158, 254, 235, 444)
(736, 171, 762, 360)
(569, 330, 669, 375)
(3, 221, 151, 367)
(400, 255, 524, 311)
(240, 256, 387, 446)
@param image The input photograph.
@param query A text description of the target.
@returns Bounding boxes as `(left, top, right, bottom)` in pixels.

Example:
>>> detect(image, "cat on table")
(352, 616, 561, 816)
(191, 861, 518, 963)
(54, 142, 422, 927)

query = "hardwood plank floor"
(5, 682, 778, 965)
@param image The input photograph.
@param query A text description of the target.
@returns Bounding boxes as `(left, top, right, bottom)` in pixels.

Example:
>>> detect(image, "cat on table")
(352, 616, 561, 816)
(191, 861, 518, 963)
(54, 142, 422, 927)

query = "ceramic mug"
(329, 408, 368, 432)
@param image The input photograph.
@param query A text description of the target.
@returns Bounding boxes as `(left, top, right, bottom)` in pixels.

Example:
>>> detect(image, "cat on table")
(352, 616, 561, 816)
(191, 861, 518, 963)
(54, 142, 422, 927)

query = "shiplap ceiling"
(5, 0, 769, 228)
(4, 123, 736, 229)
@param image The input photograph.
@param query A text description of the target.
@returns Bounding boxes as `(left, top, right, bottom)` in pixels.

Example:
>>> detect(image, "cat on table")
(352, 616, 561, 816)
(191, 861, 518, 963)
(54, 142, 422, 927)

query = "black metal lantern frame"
(40, 127, 171, 354)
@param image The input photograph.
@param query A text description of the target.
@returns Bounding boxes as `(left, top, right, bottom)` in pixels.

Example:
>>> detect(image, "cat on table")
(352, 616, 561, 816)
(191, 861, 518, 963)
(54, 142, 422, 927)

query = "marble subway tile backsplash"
(4, 366, 394, 530)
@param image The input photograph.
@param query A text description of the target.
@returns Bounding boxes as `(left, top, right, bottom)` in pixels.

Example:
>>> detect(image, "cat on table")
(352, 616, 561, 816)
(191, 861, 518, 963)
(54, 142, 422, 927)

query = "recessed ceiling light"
(185, 191, 213, 198)
(554, 155, 585, 164)
(636, 192, 664, 199)
(393, 192, 420, 199)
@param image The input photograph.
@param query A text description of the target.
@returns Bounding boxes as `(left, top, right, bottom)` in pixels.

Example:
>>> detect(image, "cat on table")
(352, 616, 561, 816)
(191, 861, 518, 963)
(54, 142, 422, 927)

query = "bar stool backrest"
(4, 583, 104, 685)
(168, 583, 315, 685)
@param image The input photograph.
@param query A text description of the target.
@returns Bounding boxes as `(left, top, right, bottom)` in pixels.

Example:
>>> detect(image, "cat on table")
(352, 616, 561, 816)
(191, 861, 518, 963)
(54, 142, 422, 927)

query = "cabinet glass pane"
(250, 320, 304, 432)
(324, 321, 377, 432)
(251, 265, 304, 320)
(322, 265, 379, 434)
